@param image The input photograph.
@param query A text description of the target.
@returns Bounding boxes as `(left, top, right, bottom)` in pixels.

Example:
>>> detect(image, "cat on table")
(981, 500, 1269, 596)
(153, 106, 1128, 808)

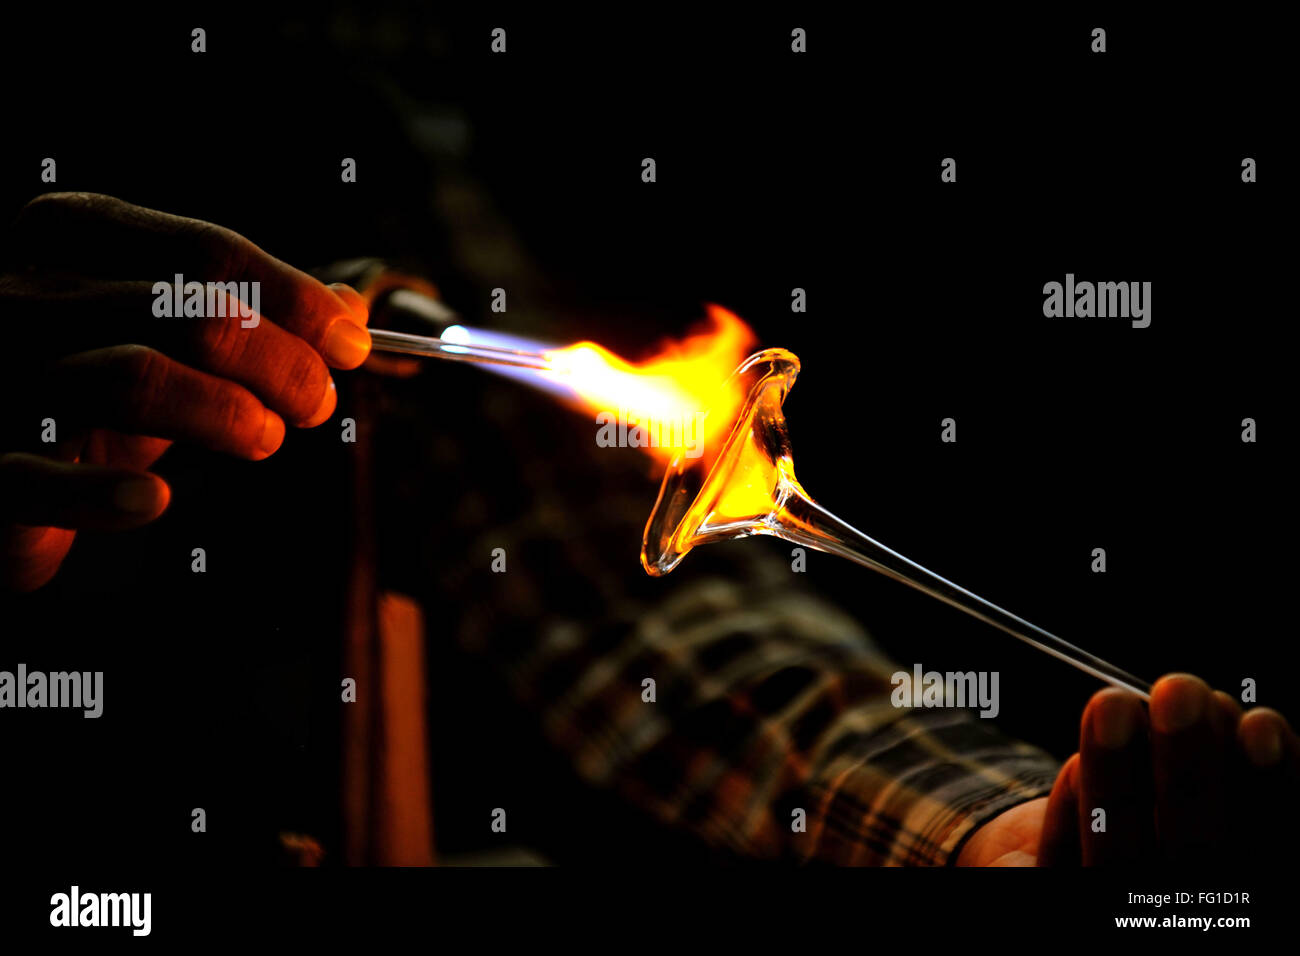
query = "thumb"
(1037, 752, 1081, 866)
(0, 452, 170, 531)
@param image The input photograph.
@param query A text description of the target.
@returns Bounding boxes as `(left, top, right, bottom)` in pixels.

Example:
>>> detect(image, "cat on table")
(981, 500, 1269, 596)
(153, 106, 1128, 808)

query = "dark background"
(0, 0, 1291, 899)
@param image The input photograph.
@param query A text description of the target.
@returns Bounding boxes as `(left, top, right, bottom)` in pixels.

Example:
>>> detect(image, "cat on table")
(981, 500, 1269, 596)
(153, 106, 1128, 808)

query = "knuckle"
(194, 304, 242, 362)
(190, 221, 252, 278)
(212, 388, 260, 443)
(17, 191, 112, 226)
(19, 191, 78, 216)
(119, 343, 163, 384)
(289, 279, 321, 324)
(276, 348, 329, 415)
(1243, 706, 1280, 722)
(116, 344, 168, 414)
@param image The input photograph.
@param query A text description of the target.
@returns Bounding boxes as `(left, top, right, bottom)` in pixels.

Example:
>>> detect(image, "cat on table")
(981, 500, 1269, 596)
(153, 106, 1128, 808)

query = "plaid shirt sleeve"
(459, 551, 1058, 866)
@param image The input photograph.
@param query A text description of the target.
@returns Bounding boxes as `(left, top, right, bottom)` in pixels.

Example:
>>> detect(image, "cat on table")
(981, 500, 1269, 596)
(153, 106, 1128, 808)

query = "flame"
(541, 305, 756, 462)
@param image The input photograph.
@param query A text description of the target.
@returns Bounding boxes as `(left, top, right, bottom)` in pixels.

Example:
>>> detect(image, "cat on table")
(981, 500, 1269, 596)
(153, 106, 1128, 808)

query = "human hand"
(0, 192, 371, 591)
(957, 673, 1299, 865)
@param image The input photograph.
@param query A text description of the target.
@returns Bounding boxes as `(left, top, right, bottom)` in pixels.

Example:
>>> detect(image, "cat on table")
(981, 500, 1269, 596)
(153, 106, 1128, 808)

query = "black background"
(0, 4, 1292, 938)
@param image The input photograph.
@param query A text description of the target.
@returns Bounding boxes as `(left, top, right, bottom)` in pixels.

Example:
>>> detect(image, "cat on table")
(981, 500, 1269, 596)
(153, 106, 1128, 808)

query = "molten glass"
(642, 349, 1153, 699)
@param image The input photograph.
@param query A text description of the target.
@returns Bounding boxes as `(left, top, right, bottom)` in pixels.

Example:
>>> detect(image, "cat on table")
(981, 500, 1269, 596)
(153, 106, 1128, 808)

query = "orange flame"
(541, 305, 756, 462)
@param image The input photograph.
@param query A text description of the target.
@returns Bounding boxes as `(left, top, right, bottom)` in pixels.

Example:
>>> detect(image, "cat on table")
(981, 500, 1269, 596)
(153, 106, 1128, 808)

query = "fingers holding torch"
(0, 192, 373, 591)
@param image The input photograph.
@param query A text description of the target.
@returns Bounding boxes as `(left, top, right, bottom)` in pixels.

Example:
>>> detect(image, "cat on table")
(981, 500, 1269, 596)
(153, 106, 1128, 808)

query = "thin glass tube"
(369, 328, 556, 371)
